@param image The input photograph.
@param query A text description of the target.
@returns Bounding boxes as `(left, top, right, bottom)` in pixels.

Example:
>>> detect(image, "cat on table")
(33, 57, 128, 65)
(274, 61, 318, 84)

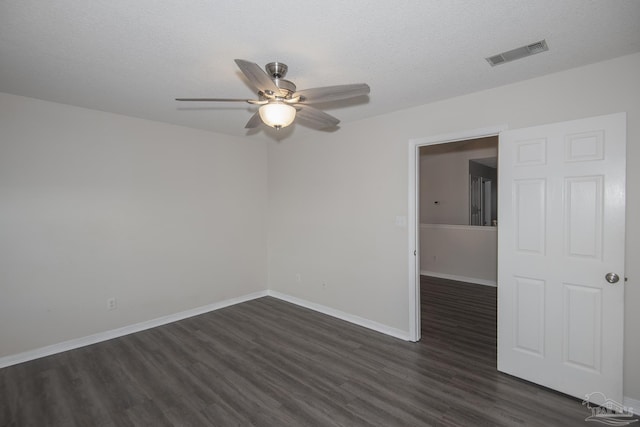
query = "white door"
(497, 113, 626, 402)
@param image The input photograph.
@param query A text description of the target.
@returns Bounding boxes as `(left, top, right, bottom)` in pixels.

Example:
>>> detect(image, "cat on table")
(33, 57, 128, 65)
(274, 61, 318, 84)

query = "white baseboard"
(5, 287, 636, 414)
(420, 270, 497, 287)
(268, 290, 411, 341)
(0, 290, 268, 369)
(623, 396, 640, 416)
(0, 289, 411, 369)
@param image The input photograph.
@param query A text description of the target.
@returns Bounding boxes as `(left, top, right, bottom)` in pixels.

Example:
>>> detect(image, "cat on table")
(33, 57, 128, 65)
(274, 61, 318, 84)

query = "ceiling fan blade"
(294, 83, 370, 104)
(175, 98, 251, 102)
(295, 105, 340, 129)
(244, 112, 262, 129)
(234, 59, 284, 97)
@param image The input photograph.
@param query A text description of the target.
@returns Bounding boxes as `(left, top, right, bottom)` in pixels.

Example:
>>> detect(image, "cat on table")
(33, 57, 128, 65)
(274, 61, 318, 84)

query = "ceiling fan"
(176, 59, 370, 130)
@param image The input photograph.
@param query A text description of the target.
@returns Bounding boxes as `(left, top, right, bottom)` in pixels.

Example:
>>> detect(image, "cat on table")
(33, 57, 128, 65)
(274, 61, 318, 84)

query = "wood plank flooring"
(0, 277, 600, 426)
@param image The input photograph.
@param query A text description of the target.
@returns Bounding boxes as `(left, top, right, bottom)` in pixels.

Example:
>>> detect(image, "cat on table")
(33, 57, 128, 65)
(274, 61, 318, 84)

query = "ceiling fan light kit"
(259, 102, 296, 129)
(176, 59, 370, 131)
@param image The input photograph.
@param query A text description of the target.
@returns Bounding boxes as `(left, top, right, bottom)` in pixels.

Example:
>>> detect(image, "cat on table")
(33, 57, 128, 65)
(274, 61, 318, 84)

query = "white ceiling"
(1, 1, 639, 140)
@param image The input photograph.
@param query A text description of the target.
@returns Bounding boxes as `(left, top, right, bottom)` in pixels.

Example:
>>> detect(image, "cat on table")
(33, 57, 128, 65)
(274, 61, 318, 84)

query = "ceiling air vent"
(486, 39, 549, 67)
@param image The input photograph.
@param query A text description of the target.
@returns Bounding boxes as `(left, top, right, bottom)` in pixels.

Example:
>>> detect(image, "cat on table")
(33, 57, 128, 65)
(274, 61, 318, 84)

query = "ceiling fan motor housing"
(274, 78, 296, 96)
(266, 62, 296, 96)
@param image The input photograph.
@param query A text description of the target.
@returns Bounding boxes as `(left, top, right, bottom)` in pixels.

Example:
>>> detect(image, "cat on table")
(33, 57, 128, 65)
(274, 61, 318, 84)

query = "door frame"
(407, 124, 507, 341)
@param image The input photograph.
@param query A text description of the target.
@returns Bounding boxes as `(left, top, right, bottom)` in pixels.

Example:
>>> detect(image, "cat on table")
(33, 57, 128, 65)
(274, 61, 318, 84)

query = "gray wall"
(0, 93, 268, 358)
(420, 137, 497, 224)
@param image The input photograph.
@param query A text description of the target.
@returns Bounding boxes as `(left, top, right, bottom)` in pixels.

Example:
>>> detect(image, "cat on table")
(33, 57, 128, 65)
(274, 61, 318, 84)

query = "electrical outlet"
(296, 273, 302, 283)
(107, 297, 117, 311)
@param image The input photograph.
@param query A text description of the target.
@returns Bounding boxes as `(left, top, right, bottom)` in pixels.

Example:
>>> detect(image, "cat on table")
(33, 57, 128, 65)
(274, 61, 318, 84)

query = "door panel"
(514, 276, 545, 356)
(514, 179, 546, 254)
(564, 176, 603, 258)
(498, 113, 625, 402)
(563, 283, 601, 372)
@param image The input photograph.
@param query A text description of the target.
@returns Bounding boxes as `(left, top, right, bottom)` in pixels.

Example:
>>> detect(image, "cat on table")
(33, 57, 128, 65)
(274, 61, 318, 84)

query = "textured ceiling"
(1, 1, 639, 140)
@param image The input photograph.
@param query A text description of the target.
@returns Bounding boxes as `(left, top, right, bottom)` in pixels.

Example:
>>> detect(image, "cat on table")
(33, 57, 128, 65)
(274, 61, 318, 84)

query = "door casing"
(407, 124, 507, 341)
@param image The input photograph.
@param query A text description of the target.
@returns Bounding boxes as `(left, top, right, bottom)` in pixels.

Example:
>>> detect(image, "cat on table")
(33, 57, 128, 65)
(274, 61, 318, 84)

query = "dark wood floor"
(0, 277, 596, 426)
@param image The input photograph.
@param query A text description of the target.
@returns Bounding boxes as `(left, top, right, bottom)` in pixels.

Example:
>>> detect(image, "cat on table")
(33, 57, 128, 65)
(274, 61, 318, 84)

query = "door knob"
(605, 272, 620, 284)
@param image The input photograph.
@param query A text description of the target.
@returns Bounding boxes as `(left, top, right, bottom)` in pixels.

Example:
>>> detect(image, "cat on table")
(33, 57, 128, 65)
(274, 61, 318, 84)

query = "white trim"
(408, 125, 507, 342)
(623, 397, 640, 416)
(0, 288, 415, 369)
(0, 290, 268, 369)
(409, 125, 509, 147)
(420, 223, 497, 232)
(420, 270, 497, 287)
(408, 139, 420, 341)
(268, 290, 412, 341)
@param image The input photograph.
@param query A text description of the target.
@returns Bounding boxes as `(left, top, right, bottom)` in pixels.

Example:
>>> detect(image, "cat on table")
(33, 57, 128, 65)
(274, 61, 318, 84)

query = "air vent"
(488, 54, 506, 65)
(486, 39, 549, 66)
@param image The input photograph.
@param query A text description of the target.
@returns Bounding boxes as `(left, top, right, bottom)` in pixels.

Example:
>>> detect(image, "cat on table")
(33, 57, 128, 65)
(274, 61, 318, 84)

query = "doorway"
(417, 135, 499, 367)
(418, 137, 498, 286)
(407, 125, 506, 341)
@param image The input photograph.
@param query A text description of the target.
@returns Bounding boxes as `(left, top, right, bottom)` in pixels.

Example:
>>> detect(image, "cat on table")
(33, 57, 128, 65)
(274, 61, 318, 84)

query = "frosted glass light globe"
(259, 102, 296, 129)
